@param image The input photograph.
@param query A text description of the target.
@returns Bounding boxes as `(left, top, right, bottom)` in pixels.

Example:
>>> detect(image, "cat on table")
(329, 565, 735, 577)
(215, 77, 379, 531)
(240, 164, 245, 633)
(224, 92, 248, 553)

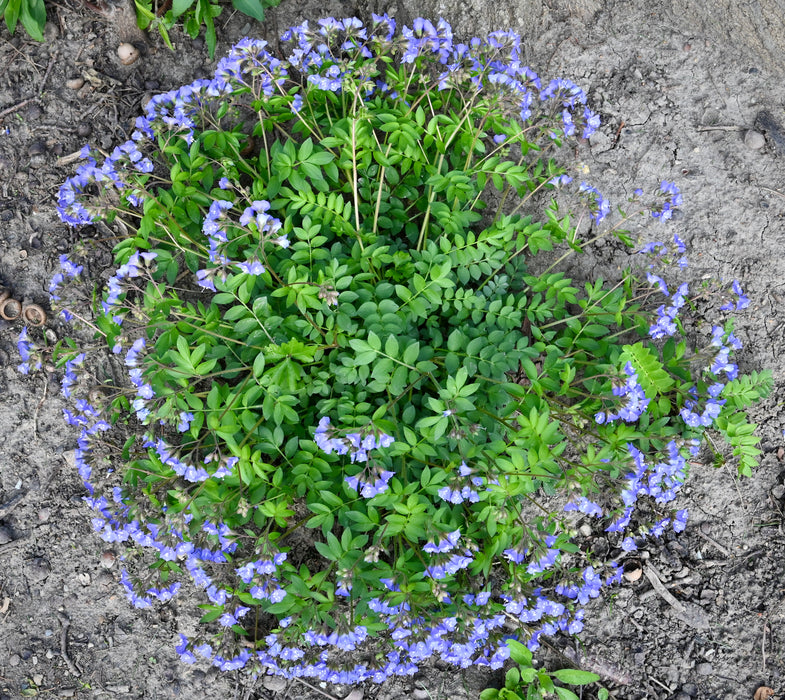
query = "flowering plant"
(40, 15, 770, 686)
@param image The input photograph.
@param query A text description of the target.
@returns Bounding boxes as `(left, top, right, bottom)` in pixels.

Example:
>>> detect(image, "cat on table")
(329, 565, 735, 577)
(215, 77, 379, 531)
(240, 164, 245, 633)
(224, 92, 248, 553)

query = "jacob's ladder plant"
(35, 15, 772, 685)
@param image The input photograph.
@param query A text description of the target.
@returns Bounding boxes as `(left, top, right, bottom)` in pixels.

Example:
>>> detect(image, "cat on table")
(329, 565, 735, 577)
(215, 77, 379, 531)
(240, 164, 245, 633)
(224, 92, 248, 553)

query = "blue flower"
(236, 259, 265, 275)
(177, 411, 195, 432)
(564, 496, 603, 518)
(721, 279, 750, 311)
(673, 509, 688, 533)
(651, 180, 682, 221)
(423, 530, 461, 553)
(578, 182, 610, 223)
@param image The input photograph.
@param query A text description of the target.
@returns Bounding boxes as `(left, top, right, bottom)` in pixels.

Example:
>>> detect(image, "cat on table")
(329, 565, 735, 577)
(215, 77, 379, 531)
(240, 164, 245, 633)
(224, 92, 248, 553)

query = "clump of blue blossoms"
(34, 14, 772, 688)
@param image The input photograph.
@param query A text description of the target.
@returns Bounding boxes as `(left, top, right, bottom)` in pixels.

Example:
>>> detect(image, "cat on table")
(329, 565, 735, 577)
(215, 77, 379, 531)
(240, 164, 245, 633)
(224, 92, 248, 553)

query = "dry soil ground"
(1, 1, 785, 699)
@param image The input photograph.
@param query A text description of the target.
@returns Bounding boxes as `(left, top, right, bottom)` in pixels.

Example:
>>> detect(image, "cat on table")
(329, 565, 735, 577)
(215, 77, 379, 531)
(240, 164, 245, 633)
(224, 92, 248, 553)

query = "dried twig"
(759, 185, 785, 201)
(0, 97, 35, 121)
(293, 677, 340, 700)
(696, 523, 731, 557)
(643, 565, 710, 630)
(696, 124, 745, 132)
(40, 51, 57, 94)
(649, 676, 672, 694)
(57, 611, 82, 677)
(33, 378, 48, 437)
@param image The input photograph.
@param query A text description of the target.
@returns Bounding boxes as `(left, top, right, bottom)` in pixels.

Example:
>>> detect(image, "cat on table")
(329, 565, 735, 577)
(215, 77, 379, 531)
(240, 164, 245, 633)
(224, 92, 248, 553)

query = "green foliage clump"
(47, 16, 771, 682)
(135, 0, 280, 59)
(0, 0, 46, 41)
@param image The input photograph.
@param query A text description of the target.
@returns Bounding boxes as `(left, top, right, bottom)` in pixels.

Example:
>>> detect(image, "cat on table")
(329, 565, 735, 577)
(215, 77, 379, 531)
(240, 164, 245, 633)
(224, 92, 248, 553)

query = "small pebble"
(117, 43, 140, 66)
(9, 654, 20, 666)
(77, 572, 91, 586)
(38, 507, 51, 522)
(28, 141, 46, 157)
(65, 77, 85, 90)
(262, 676, 287, 692)
(578, 523, 592, 537)
(77, 123, 92, 138)
(44, 629, 53, 637)
(100, 551, 116, 568)
(745, 129, 765, 150)
(33, 674, 43, 686)
(772, 484, 785, 499)
(696, 662, 713, 675)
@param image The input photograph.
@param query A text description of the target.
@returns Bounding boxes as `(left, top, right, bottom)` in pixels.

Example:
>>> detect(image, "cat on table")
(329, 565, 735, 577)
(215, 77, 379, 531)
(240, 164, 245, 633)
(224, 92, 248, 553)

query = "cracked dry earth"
(1, 0, 785, 699)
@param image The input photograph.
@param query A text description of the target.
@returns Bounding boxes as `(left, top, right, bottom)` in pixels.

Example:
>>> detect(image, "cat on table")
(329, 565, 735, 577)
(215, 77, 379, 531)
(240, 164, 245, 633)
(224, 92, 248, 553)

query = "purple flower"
(651, 180, 682, 221)
(564, 496, 603, 518)
(124, 337, 146, 367)
(196, 269, 217, 292)
(177, 411, 195, 432)
(549, 174, 573, 187)
(424, 530, 461, 554)
(578, 182, 610, 223)
(236, 259, 265, 275)
(721, 279, 750, 311)
(673, 509, 688, 533)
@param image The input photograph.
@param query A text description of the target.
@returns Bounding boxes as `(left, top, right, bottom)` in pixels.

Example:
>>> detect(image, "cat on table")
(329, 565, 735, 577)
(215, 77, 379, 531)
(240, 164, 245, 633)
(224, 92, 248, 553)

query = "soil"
(1, 1, 784, 699)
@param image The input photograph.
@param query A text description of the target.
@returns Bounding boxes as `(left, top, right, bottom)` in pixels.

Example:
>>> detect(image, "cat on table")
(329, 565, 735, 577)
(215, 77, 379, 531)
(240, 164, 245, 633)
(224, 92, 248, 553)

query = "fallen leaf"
(754, 686, 774, 700)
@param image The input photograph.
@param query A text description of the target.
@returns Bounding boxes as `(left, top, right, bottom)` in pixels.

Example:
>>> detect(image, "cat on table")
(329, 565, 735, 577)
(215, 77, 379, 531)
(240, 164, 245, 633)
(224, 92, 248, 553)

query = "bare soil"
(1, 1, 784, 699)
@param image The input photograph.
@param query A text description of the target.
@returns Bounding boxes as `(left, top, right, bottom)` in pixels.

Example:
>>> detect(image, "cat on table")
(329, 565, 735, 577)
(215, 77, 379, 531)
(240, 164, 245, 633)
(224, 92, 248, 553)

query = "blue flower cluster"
(278, 14, 600, 140)
(17, 328, 42, 375)
(563, 496, 603, 518)
(720, 280, 750, 312)
(603, 441, 692, 549)
(578, 182, 611, 223)
(49, 254, 83, 309)
(648, 281, 688, 340)
(595, 362, 650, 424)
(437, 461, 482, 504)
(314, 416, 395, 497)
(101, 250, 157, 325)
(651, 180, 682, 221)
(423, 530, 473, 580)
(195, 198, 288, 292)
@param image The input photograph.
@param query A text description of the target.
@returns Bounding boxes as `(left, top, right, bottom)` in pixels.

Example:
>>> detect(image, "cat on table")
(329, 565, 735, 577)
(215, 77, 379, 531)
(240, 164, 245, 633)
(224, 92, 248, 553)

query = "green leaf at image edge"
(232, 0, 266, 21)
